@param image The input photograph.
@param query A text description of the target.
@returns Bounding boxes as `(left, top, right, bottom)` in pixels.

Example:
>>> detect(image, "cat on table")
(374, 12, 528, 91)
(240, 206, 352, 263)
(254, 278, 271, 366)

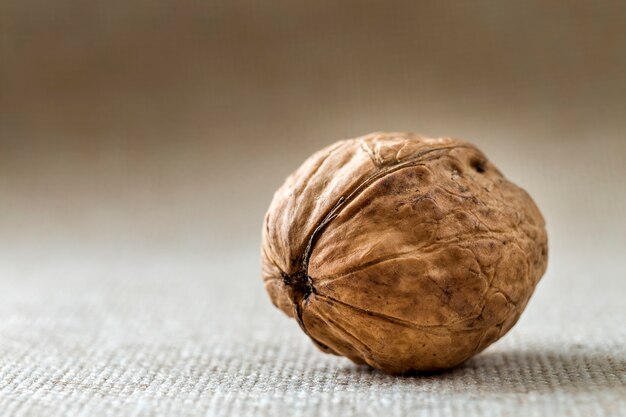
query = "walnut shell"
(261, 132, 548, 374)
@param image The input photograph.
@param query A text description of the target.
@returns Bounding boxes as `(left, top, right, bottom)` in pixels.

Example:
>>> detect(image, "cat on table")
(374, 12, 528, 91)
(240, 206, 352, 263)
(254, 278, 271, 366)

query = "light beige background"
(2, 0, 625, 258)
(0, 2, 625, 416)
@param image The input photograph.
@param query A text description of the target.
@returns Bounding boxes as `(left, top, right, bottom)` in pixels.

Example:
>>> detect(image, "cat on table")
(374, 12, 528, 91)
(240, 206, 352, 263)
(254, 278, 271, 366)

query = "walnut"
(261, 132, 548, 374)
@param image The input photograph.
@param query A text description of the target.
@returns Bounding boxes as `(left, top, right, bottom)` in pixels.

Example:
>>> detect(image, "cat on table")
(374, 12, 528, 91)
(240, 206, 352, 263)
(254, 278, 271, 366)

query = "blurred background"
(1, 0, 625, 274)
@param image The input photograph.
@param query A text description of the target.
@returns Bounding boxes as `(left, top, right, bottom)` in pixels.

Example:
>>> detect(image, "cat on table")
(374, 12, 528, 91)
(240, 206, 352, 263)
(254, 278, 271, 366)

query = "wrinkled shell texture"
(262, 132, 548, 374)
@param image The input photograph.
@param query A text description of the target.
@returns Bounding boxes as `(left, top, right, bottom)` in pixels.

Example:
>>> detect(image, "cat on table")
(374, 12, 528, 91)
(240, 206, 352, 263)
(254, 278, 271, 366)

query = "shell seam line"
(300, 144, 473, 274)
(283, 143, 473, 346)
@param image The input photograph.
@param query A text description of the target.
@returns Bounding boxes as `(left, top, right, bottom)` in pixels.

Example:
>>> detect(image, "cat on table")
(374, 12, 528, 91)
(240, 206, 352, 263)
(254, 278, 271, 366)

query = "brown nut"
(261, 132, 548, 374)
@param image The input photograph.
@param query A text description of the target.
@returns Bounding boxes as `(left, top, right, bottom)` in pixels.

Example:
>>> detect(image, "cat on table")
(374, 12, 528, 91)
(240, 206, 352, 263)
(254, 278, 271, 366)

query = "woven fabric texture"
(0, 249, 624, 417)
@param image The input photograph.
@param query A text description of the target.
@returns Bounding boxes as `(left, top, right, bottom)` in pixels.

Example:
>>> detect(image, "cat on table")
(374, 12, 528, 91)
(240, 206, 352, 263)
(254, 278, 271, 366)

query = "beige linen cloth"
(0, 240, 624, 417)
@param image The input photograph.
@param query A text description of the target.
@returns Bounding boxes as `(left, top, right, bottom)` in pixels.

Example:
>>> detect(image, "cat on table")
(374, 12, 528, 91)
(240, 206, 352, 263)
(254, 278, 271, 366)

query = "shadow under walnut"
(261, 132, 548, 375)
